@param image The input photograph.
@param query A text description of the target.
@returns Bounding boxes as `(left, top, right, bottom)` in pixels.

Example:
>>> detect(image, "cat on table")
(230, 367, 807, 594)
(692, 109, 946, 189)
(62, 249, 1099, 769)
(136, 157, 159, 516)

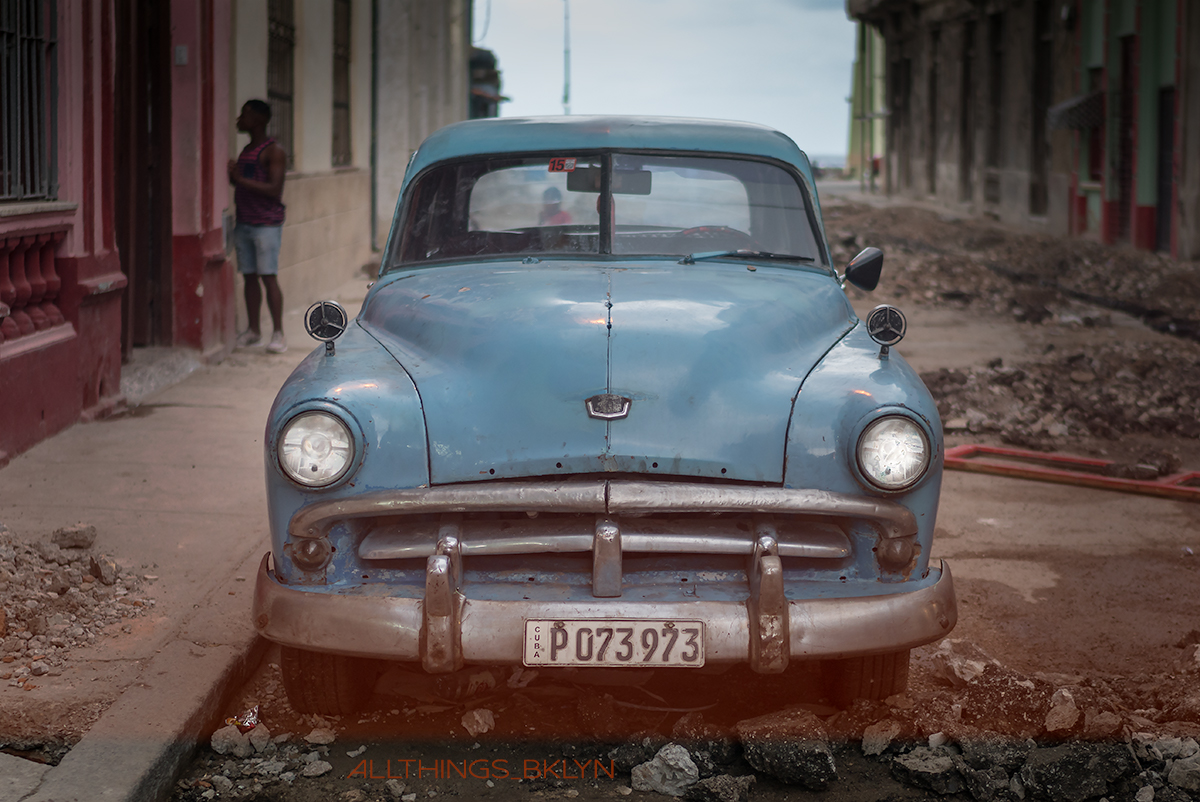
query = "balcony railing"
(0, 230, 66, 346)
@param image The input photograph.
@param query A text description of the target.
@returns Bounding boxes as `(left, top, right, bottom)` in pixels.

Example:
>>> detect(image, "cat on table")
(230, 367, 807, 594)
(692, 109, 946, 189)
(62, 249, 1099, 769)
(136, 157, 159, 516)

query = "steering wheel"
(677, 226, 755, 246)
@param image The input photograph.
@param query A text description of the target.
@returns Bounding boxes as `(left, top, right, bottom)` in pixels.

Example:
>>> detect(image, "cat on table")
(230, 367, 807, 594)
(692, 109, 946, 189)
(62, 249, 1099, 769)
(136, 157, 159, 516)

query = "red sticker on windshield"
(548, 157, 577, 172)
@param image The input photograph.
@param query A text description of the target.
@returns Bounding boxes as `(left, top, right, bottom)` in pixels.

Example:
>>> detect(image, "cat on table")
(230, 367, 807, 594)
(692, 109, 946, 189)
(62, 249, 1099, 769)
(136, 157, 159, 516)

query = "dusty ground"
(166, 201, 1200, 801)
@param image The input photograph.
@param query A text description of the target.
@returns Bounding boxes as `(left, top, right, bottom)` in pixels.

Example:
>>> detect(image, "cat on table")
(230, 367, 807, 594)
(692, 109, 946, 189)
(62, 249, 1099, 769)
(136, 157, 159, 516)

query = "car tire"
(279, 646, 380, 716)
(823, 650, 910, 708)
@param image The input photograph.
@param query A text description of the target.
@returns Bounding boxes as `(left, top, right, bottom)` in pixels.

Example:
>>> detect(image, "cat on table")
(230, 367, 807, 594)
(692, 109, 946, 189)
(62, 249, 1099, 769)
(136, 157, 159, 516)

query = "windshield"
(390, 152, 822, 268)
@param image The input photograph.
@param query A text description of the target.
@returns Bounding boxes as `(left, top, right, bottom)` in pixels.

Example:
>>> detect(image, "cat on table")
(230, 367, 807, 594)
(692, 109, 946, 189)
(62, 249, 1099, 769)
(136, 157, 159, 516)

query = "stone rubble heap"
(922, 342, 1200, 450)
(826, 201, 1200, 340)
(0, 523, 155, 688)
(175, 639, 1200, 800)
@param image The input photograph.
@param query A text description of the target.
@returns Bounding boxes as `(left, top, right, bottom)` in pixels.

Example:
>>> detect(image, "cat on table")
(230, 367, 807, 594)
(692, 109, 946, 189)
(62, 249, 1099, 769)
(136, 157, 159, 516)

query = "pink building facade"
(1, 0, 234, 465)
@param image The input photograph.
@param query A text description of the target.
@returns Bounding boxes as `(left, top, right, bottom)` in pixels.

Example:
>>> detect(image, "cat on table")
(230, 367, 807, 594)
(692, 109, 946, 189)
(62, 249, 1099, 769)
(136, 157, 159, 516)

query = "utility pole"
(562, 0, 571, 115)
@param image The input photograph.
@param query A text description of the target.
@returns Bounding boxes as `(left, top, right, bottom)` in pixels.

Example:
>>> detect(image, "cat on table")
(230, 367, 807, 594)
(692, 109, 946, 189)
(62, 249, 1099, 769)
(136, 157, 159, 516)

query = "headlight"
(278, 411, 355, 487)
(857, 416, 930, 491)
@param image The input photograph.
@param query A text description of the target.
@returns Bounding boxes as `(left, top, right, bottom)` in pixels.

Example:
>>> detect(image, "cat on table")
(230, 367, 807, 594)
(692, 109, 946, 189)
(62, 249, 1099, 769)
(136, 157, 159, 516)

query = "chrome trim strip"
(358, 520, 851, 561)
(254, 554, 957, 666)
(295, 479, 916, 540)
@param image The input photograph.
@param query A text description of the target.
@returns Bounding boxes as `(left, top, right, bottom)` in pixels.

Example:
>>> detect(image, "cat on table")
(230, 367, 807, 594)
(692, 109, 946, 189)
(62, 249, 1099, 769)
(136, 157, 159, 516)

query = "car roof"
(402, 115, 817, 194)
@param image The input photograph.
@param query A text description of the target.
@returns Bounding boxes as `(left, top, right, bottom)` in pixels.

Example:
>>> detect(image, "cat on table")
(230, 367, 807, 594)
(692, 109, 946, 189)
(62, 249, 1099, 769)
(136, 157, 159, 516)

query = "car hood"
(360, 261, 855, 485)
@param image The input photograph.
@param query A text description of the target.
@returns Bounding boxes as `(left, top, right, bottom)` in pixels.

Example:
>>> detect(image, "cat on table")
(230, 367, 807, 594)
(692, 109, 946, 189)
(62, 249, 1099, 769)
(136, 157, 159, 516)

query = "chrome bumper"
(252, 553, 957, 671)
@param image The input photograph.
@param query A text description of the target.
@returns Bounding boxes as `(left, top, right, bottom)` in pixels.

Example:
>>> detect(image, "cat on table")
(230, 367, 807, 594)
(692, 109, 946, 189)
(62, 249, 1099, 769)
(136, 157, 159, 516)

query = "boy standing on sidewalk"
(228, 99, 288, 353)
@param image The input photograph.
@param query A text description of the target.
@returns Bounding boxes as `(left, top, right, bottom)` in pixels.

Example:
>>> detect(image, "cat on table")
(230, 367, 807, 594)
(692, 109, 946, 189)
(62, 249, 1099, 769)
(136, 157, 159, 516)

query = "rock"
(248, 723, 272, 753)
(29, 661, 48, 676)
(862, 718, 901, 756)
(1168, 753, 1200, 792)
(1156, 737, 1200, 760)
(733, 707, 837, 790)
(47, 570, 71, 595)
(256, 759, 286, 776)
(609, 735, 669, 773)
(958, 731, 1032, 772)
(671, 713, 739, 766)
(211, 724, 254, 758)
(954, 757, 1010, 802)
(385, 779, 407, 799)
(891, 747, 963, 795)
(960, 665, 1053, 738)
(681, 773, 756, 802)
(928, 639, 1001, 688)
(52, 524, 97, 549)
(461, 708, 494, 737)
(89, 554, 119, 585)
(32, 541, 70, 565)
(304, 727, 336, 745)
(210, 775, 233, 793)
(631, 744, 700, 797)
(301, 760, 333, 777)
(1044, 700, 1080, 733)
(1019, 744, 1133, 802)
(1136, 786, 1155, 802)
(1082, 708, 1123, 738)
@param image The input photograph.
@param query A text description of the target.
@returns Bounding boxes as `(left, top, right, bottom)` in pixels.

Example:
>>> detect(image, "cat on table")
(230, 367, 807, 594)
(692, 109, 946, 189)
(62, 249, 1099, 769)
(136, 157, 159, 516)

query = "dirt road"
(165, 197, 1200, 801)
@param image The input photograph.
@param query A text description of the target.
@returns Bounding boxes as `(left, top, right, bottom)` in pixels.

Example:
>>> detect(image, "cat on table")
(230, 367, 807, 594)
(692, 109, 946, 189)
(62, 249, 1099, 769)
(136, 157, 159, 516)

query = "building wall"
(846, 23, 887, 187)
(229, 0, 377, 330)
(172, 0, 235, 359)
(375, 0, 471, 247)
(0, 0, 125, 464)
(851, 0, 1191, 257)
(1180, 1, 1200, 258)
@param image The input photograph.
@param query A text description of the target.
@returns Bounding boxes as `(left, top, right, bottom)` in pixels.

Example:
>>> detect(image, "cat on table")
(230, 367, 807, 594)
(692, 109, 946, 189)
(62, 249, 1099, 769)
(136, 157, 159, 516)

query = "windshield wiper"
(678, 249, 816, 265)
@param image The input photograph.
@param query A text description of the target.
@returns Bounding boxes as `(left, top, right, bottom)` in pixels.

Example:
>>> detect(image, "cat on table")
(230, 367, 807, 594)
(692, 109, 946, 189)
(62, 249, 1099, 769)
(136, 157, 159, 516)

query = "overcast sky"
(472, 0, 857, 162)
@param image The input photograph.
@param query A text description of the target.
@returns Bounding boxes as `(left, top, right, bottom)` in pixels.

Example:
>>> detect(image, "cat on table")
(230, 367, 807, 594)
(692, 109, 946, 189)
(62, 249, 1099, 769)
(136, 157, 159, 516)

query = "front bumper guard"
(253, 553, 957, 673)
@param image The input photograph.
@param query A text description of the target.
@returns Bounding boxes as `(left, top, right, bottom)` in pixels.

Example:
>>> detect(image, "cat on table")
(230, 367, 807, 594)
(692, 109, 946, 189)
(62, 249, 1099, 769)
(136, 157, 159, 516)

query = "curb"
(18, 551, 269, 802)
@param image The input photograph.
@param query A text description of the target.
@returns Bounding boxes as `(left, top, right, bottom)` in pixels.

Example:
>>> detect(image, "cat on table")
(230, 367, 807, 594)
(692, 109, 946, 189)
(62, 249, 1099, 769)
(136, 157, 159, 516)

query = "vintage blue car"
(252, 116, 957, 715)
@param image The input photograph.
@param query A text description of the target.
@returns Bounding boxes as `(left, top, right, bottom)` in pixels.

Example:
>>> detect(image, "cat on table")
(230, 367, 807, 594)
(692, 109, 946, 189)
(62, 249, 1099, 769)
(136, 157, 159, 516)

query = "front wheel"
(279, 646, 382, 716)
(823, 650, 910, 708)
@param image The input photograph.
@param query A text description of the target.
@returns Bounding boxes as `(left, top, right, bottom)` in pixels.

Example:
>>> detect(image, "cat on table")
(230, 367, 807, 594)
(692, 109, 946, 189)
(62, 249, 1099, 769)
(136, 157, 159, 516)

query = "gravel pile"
(0, 523, 155, 688)
(922, 339, 1200, 450)
(170, 638, 1200, 801)
(826, 201, 1200, 339)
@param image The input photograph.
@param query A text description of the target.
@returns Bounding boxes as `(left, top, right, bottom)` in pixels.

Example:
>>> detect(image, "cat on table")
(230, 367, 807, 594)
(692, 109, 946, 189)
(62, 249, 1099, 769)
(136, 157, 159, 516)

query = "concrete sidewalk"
(0, 272, 372, 802)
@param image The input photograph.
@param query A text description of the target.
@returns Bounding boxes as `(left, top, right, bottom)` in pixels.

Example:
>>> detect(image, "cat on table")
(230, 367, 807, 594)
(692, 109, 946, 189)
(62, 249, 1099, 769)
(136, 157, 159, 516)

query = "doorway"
(114, 0, 173, 355)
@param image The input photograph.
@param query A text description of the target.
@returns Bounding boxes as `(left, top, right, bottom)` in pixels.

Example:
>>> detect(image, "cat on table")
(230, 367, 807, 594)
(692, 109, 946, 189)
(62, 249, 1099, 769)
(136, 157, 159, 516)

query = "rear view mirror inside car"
(567, 167, 652, 195)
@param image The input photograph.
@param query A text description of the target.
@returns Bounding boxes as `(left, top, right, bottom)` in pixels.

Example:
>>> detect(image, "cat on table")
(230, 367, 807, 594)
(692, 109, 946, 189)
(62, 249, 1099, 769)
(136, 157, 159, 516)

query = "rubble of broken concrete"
(0, 523, 155, 690)
(171, 638, 1200, 801)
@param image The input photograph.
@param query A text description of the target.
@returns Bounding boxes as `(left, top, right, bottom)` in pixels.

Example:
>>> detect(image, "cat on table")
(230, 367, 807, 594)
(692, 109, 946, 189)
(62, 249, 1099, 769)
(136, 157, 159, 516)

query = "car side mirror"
(844, 247, 884, 292)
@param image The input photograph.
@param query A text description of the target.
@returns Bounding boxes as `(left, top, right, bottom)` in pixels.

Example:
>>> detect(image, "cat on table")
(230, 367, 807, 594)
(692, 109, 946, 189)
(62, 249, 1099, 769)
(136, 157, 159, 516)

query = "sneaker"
(266, 330, 288, 354)
(236, 329, 262, 348)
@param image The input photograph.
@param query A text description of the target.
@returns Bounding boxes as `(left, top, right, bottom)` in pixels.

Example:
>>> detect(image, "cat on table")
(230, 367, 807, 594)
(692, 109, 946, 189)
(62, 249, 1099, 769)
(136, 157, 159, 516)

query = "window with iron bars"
(331, 0, 351, 166)
(267, 0, 295, 169)
(1, 0, 57, 202)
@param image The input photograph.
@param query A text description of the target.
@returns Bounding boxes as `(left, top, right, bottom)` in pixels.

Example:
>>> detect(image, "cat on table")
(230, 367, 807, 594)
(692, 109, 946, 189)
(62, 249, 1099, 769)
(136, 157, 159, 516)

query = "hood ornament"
(866, 304, 906, 360)
(305, 300, 349, 356)
(585, 394, 632, 420)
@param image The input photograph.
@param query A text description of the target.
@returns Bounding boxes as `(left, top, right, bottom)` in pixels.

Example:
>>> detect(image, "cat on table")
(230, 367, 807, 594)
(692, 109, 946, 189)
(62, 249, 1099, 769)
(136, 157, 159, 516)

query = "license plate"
(523, 619, 705, 667)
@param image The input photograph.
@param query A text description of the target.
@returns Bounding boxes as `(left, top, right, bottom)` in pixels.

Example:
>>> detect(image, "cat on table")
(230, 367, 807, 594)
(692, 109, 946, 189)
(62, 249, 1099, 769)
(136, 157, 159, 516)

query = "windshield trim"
(383, 148, 831, 276)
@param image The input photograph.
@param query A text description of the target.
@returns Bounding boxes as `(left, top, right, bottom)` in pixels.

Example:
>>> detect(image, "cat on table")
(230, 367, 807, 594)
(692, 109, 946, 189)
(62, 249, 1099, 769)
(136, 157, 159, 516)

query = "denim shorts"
(233, 223, 283, 276)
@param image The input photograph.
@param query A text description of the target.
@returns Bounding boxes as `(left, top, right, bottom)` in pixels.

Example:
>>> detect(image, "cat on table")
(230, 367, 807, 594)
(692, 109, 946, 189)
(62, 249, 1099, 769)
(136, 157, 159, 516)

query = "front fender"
(784, 323, 943, 578)
(265, 322, 429, 581)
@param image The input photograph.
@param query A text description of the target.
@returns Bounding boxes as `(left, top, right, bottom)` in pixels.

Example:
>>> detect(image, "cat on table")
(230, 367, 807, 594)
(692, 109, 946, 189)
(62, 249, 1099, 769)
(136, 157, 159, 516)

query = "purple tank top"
(235, 138, 286, 226)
